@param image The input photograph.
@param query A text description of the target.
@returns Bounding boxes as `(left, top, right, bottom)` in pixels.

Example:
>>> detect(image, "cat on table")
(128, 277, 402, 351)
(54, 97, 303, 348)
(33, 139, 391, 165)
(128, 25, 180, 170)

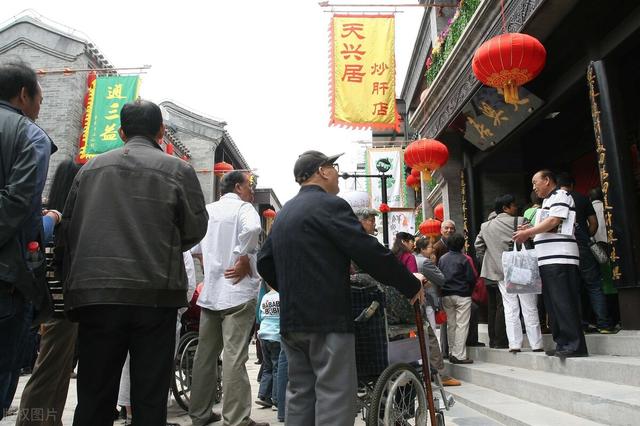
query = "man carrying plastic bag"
(513, 170, 588, 358)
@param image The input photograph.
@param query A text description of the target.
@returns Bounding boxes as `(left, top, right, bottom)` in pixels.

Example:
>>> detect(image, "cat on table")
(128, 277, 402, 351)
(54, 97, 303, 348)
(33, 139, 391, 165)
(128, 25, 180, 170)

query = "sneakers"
(255, 397, 273, 408)
(248, 420, 270, 426)
(449, 356, 473, 364)
(440, 376, 461, 386)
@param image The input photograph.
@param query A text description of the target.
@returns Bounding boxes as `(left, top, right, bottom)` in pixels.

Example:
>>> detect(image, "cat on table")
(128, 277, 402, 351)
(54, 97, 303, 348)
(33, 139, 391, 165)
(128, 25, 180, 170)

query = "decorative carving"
(422, 0, 545, 138)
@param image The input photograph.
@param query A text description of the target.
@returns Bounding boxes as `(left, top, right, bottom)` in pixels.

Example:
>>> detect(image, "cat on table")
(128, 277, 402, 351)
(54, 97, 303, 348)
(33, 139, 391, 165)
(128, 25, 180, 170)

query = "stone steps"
(444, 359, 640, 425)
(444, 381, 606, 426)
(475, 324, 640, 357)
(466, 346, 640, 387)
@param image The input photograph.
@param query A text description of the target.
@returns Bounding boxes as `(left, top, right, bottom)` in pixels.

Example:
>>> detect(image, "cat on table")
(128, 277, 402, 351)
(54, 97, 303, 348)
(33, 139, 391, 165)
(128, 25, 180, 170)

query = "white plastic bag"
(502, 244, 542, 294)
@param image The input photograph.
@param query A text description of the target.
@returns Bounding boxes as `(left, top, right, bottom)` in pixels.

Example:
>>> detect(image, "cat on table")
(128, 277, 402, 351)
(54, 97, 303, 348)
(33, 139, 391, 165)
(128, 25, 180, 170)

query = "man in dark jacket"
(62, 100, 208, 425)
(0, 62, 55, 418)
(438, 233, 476, 364)
(257, 150, 423, 426)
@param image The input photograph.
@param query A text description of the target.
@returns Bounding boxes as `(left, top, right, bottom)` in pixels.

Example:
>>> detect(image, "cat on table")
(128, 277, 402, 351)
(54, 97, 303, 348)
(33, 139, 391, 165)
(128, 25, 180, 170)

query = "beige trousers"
(442, 295, 472, 360)
(189, 299, 256, 426)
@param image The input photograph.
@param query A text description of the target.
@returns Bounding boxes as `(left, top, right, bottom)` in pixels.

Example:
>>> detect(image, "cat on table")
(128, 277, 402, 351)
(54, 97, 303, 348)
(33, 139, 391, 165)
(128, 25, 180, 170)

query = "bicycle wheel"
(367, 363, 428, 426)
(171, 331, 199, 411)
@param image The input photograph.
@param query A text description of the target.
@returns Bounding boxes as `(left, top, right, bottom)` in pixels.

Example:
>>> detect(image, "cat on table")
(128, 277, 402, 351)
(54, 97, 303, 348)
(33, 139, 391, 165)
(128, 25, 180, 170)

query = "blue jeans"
(578, 244, 610, 329)
(257, 339, 280, 404)
(0, 290, 33, 417)
(276, 347, 288, 422)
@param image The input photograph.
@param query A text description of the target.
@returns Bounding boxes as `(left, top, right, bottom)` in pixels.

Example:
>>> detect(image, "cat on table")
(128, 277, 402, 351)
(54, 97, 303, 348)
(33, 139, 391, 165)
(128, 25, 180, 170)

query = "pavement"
(2, 342, 500, 426)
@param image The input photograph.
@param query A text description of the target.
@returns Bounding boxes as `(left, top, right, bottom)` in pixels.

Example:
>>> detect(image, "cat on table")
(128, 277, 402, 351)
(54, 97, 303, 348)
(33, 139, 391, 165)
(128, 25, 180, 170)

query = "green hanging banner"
(79, 75, 140, 163)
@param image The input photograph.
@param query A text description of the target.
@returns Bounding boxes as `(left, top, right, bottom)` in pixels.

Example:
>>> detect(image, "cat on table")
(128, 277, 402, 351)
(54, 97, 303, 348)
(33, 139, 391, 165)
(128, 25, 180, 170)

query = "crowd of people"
(0, 60, 620, 426)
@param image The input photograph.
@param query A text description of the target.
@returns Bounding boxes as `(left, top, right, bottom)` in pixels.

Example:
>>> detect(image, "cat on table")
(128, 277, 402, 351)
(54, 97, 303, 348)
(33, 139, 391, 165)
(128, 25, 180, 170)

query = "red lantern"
(214, 161, 234, 177)
(404, 139, 449, 181)
(262, 209, 277, 219)
(406, 175, 420, 192)
(379, 203, 391, 214)
(419, 218, 442, 239)
(410, 168, 421, 179)
(434, 203, 444, 221)
(472, 33, 546, 105)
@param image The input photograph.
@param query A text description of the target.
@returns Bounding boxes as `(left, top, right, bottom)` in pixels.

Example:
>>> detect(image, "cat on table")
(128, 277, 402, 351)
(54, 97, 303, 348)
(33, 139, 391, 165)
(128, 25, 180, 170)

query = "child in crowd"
(437, 233, 476, 364)
(255, 285, 281, 411)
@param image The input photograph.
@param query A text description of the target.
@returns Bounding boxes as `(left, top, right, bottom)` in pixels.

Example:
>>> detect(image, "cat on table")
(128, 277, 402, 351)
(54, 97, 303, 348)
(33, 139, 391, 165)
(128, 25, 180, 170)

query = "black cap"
(293, 150, 343, 184)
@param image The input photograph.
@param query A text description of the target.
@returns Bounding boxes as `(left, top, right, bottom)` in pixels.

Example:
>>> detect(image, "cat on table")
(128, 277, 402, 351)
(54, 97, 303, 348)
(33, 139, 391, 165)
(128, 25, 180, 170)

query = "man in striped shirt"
(513, 170, 588, 358)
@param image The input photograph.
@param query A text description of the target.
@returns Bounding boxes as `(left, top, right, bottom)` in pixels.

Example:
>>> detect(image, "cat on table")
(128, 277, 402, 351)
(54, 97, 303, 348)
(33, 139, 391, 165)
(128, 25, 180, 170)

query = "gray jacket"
(474, 213, 524, 282)
(415, 254, 443, 308)
(62, 136, 208, 311)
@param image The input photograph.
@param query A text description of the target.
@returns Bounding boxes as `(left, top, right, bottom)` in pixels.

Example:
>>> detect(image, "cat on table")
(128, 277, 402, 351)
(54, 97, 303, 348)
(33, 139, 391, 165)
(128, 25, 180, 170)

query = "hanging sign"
(330, 15, 399, 131)
(78, 75, 140, 163)
(365, 147, 407, 208)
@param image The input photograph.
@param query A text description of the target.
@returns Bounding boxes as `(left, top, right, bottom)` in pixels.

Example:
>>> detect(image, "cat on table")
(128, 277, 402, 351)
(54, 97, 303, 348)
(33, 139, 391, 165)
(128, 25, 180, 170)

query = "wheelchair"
(171, 286, 223, 412)
(351, 275, 453, 426)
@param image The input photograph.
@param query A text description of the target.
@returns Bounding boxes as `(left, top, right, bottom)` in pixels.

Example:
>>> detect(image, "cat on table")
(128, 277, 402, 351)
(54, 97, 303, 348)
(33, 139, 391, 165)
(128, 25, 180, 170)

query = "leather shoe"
(508, 348, 521, 353)
(248, 420, 270, 426)
(467, 342, 486, 347)
(545, 349, 556, 356)
(532, 348, 544, 352)
(441, 376, 461, 386)
(556, 350, 588, 358)
(204, 412, 222, 424)
(449, 356, 473, 364)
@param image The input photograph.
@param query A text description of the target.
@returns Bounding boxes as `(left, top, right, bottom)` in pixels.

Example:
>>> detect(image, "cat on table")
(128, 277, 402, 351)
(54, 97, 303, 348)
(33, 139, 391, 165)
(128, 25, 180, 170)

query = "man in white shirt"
(514, 169, 587, 358)
(189, 171, 267, 426)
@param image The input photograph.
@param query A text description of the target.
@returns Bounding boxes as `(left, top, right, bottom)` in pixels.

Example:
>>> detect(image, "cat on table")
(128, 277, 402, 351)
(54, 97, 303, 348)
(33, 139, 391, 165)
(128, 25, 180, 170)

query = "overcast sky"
(8, 1, 423, 203)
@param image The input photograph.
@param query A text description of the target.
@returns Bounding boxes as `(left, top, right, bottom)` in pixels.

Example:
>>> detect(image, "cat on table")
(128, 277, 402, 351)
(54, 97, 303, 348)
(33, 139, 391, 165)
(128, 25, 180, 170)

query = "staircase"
(442, 325, 640, 425)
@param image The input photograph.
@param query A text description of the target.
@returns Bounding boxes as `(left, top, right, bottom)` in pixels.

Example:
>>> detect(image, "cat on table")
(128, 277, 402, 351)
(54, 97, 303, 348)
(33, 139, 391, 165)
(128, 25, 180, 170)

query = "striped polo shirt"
(533, 188, 580, 266)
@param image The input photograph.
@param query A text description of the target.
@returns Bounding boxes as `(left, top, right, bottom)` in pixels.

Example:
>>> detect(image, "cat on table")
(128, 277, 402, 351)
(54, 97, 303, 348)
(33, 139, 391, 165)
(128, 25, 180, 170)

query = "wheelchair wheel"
(171, 331, 199, 411)
(367, 363, 428, 426)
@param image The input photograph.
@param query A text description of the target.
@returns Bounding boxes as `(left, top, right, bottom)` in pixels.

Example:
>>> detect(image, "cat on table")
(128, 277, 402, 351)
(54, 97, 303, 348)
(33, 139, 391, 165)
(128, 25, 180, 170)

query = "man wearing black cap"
(257, 150, 424, 426)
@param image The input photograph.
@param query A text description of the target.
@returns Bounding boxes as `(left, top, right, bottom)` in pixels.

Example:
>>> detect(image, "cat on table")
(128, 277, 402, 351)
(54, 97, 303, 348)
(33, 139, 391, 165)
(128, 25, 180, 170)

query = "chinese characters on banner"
(365, 147, 408, 208)
(330, 15, 399, 131)
(78, 76, 140, 163)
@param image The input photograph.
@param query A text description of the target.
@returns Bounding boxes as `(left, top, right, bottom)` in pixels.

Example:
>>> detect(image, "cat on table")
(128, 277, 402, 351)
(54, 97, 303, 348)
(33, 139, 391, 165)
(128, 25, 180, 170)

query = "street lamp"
(341, 158, 392, 247)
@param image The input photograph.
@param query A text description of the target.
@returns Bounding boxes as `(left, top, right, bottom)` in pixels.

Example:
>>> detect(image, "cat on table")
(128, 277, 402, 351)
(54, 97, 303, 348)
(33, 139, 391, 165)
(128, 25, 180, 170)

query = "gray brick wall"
(0, 21, 90, 199)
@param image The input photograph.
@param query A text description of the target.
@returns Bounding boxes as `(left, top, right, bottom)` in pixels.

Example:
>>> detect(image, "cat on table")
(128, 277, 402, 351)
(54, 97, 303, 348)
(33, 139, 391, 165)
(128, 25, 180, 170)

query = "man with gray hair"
(189, 171, 266, 426)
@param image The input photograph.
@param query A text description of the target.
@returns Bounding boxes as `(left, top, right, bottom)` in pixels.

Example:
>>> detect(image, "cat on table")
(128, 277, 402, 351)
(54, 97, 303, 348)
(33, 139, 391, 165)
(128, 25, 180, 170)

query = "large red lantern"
(214, 161, 234, 177)
(404, 139, 449, 182)
(419, 218, 442, 240)
(434, 203, 444, 221)
(410, 168, 421, 179)
(406, 175, 420, 192)
(472, 33, 546, 105)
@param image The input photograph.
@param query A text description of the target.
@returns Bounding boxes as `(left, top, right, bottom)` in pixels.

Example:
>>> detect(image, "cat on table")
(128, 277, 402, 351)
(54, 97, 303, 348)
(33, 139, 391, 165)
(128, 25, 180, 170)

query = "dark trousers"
(257, 339, 280, 403)
(486, 282, 508, 347)
(577, 244, 610, 329)
(72, 305, 177, 426)
(465, 301, 479, 345)
(0, 291, 33, 418)
(539, 264, 588, 354)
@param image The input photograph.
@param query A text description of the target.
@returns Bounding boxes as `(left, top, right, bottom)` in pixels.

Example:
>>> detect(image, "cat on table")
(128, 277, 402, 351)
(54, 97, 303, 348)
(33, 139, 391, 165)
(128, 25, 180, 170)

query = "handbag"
(589, 238, 609, 265)
(501, 244, 542, 294)
(435, 308, 447, 325)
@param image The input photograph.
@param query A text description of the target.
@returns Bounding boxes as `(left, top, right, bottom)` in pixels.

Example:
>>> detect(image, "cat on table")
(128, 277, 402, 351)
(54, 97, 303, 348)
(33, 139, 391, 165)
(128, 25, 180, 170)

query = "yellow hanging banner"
(330, 14, 399, 131)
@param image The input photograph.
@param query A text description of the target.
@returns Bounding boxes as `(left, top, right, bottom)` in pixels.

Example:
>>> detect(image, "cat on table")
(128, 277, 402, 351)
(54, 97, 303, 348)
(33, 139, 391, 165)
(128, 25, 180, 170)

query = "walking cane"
(414, 302, 438, 426)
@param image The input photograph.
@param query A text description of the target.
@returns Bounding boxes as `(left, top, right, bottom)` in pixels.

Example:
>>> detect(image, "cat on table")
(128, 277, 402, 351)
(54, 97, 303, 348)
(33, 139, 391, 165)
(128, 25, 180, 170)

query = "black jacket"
(257, 185, 420, 334)
(62, 136, 208, 310)
(437, 251, 475, 297)
(0, 102, 38, 287)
